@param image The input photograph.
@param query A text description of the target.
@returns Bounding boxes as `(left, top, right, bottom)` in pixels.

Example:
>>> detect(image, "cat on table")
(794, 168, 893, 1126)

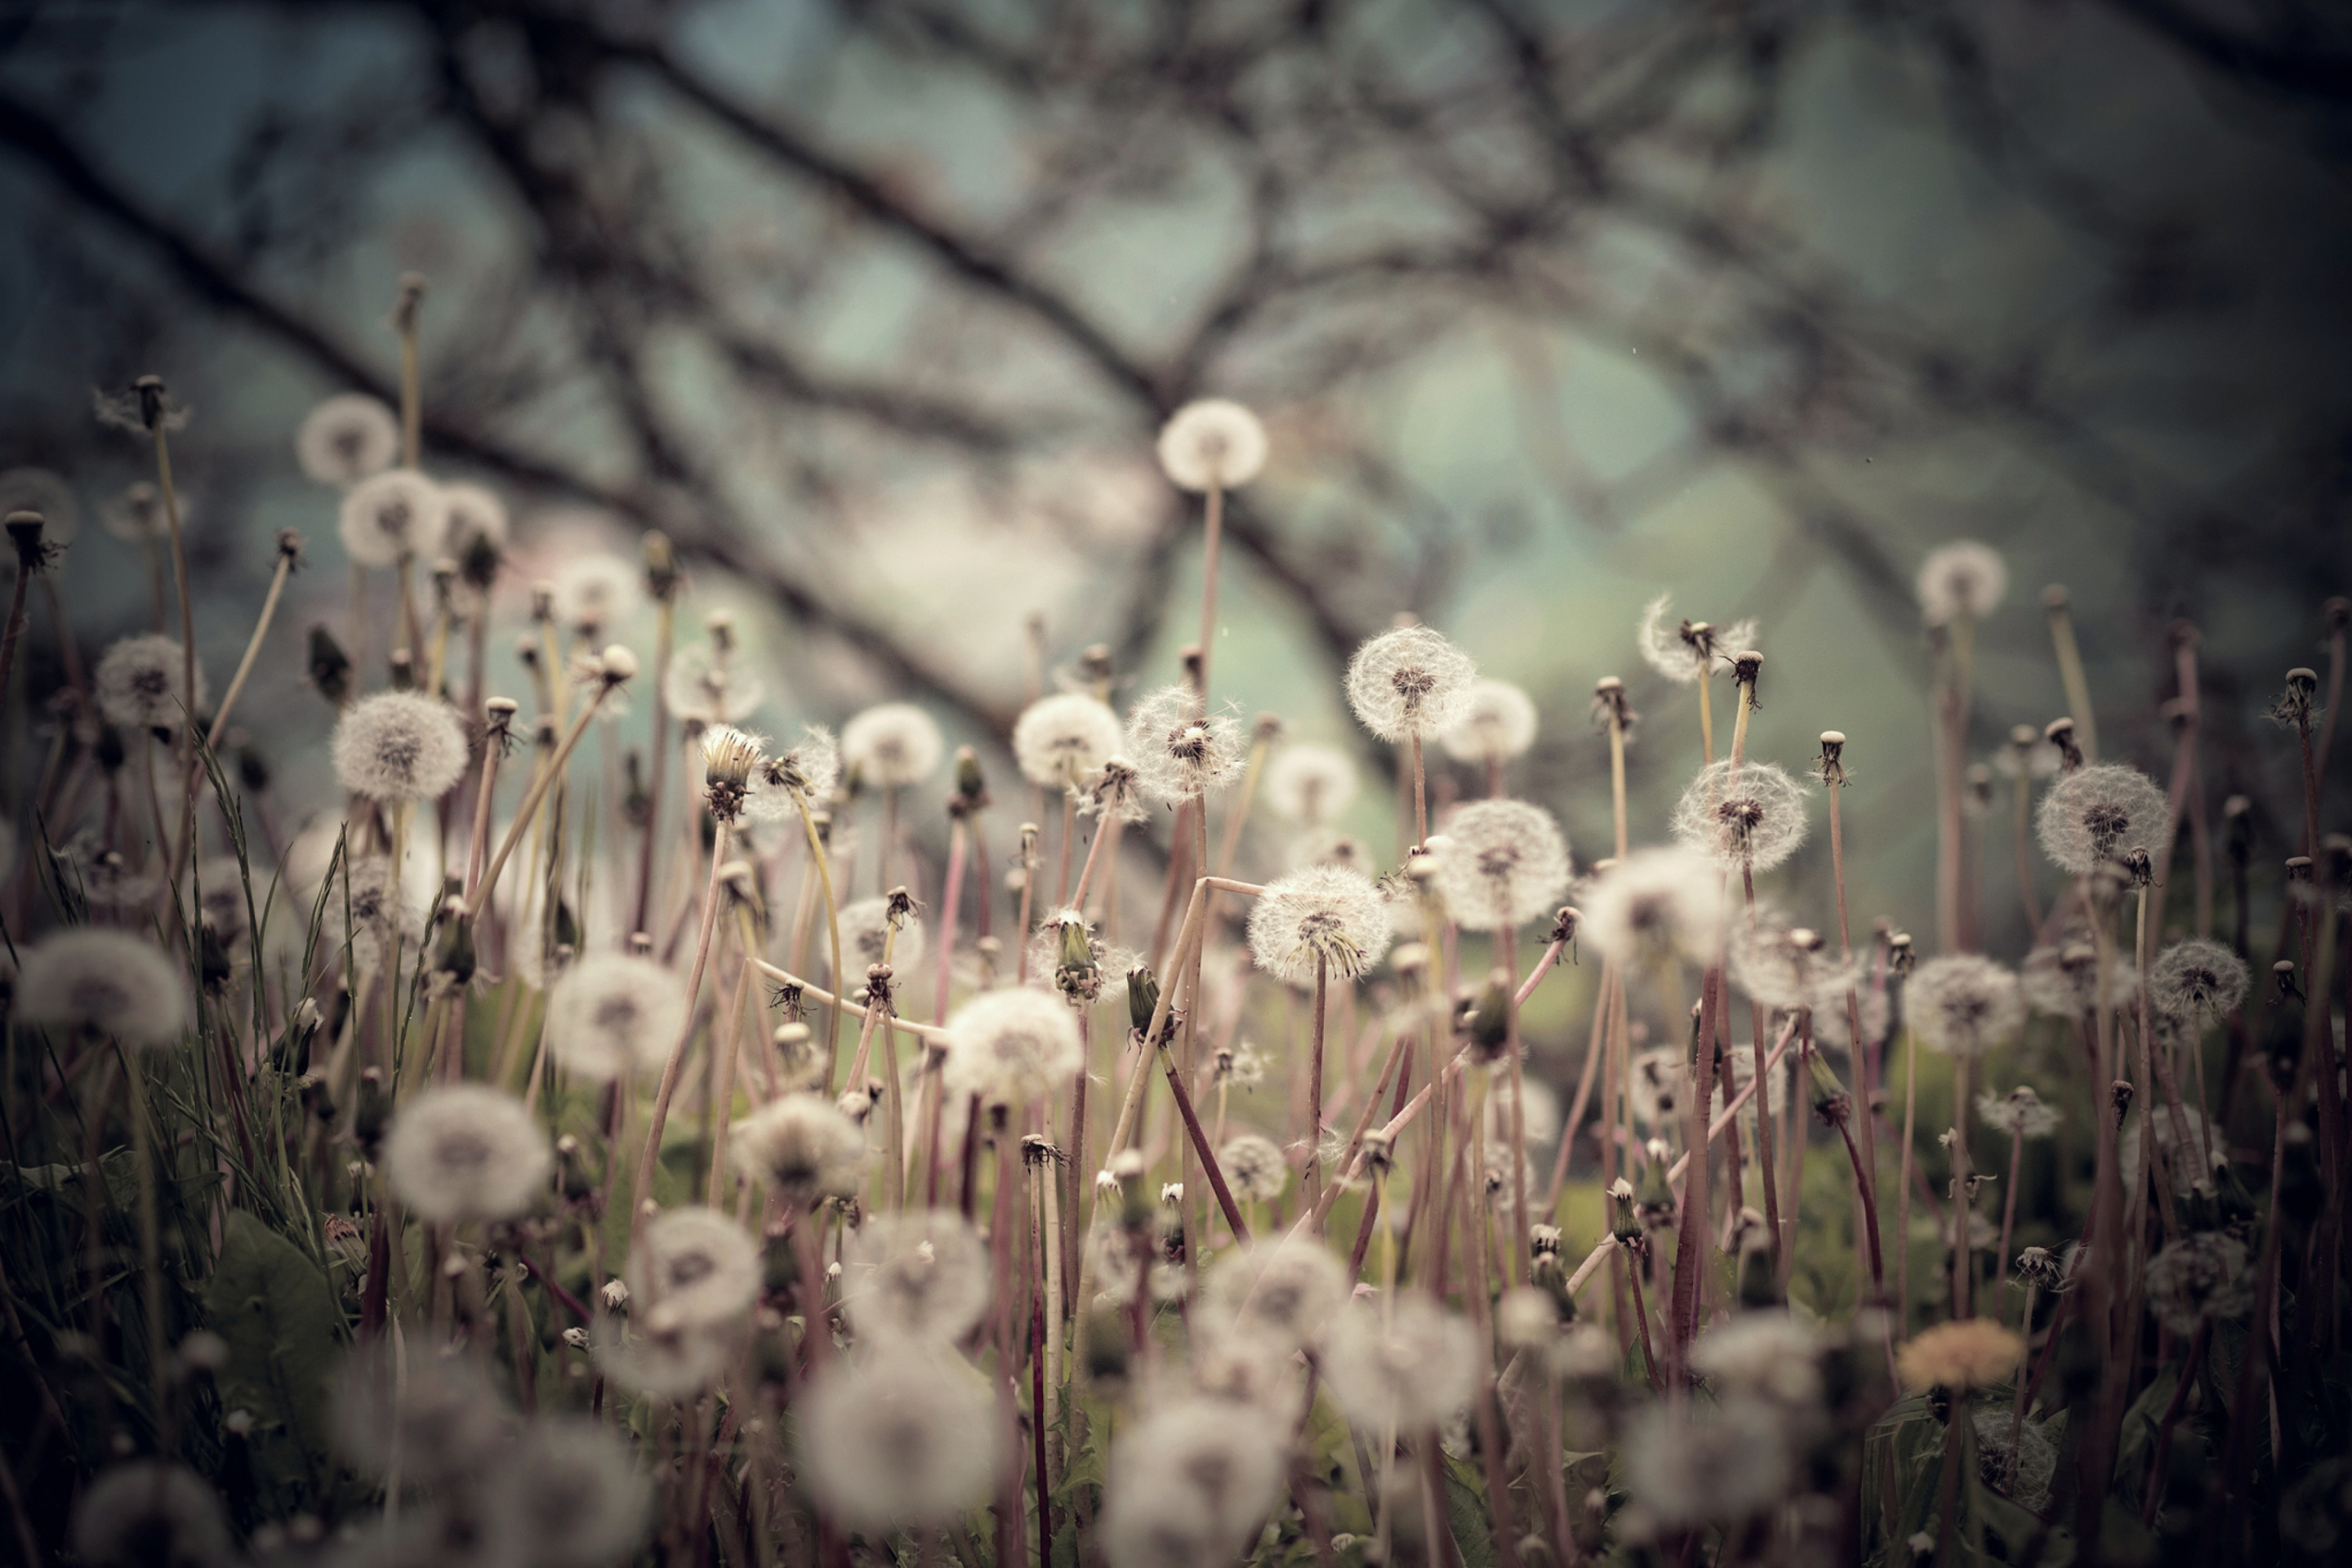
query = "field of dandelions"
(2, 296, 2349, 1568)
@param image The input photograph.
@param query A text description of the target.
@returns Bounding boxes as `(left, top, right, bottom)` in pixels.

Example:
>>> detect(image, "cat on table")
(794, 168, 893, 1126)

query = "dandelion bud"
(702, 726, 764, 821)
(430, 908, 476, 988)
(387, 648, 415, 692)
(1888, 930, 1916, 975)
(954, 745, 987, 805)
(643, 528, 678, 602)
(1634, 1148, 1676, 1228)
(2110, 1080, 2135, 1125)
(1126, 967, 1160, 1035)
(1607, 1177, 1641, 1241)
(4, 510, 45, 570)
(1462, 969, 1512, 1063)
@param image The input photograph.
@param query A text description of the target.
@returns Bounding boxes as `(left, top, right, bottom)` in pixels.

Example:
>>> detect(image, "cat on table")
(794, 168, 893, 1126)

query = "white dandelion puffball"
(440, 480, 508, 555)
(95, 632, 208, 732)
(1323, 1293, 1479, 1432)
(593, 1316, 741, 1401)
(1690, 1315, 1824, 1407)
(1637, 594, 1757, 685)
(798, 1355, 997, 1529)
(2151, 938, 2251, 1024)
(628, 1206, 761, 1330)
(1622, 1396, 1795, 1527)
(662, 642, 765, 727)
(728, 1092, 869, 1205)
(296, 392, 400, 487)
(1125, 684, 1247, 803)
(381, 1084, 551, 1223)
(338, 467, 449, 568)
(1671, 760, 1811, 871)
(1579, 846, 1726, 969)
(843, 1209, 991, 1344)
(1976, 1085, 2062, 1140)
(550, 552, 644, 635)
(1906, 954, 2025, 1058)
(2021, 940, 2136, 1018)
(2120, 1103, 2227, 1195)
(15, 929, 190, 1047)
(1246, 863, 1392, 984)
(1156, 398, 1268, 492)
(1628, 1049, 1694, 1130)
(483, 1418, 651, 1568)
(1487, 1076, 1561, 1150)
(1201, 1237, 1348, 1350)
(2145, 1232, 2253, 1336)
(99, 481, 177, 544)
(1217, 1134, 1290, 1205)
(1106, 1397, 1286, 1563)
(1345, 625, 1477, 743)
(1915, 540, 2009, 626)
(1441, 678, 1539, 763)
(545, 956, 688, 1081)
(1013, 692, 1125, 791)
(1730, 916, 1855, 1013)
(70, 1462, 234, 1568)
(744, 725, 841, 823)
(838, 894, 927, 976)
(331, 691, 470, 803)
(1813, 983, 1891, 1054)
(333, 1339, 510, 1484)
(0, 467, 79, 545)
(842, 702, 943, 789)
(1263, 742, 1358, 827)
(1432, 799, 1571, 931)
(2036, 763, 2170, 875)
(942, 987, 1082, 1107)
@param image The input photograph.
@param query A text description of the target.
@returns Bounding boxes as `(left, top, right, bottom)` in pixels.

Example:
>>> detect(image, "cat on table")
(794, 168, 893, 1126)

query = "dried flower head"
(1579, 847, 1726, 970)
(550, 553, 643, 635)
(797, 1354, 996, 1528)
(629, 1206, 761, 1331)
(1895, 1318, 2022, 1392)
(2150, 937, 2250, 1024)
(701, 725, 765, 820)
(2036, 763, 2170, 875)
(2144, 1232, 2253, 1335)
(1104, 1396, 1286, 1568)
(70, 1462, 234, 1568)
(2020, 939, 2129, 1018)
(1246, 863, 1392, 983)
(1215, 1135, 1291, 1207)
(15, 929, 190, 1047)
(1671, 760, 1810, 871)
(729, 1093, 869, 1205)
(1431, 799, 1572, 932)
(1345, 625, 1477, 742)
(942, 987, 1082, 1107)
(95, 632, 207, 731)
(1637, 595, 1757, 685)
(1915, 541, 2008, 626)
(662, 641, 765, 727)
(1013, 692, 1125, 791)
(382, 1084, 550, 1223)
(296, 392, 400, 487)
(482, 1418, 651, 1568)
(843, 1209, 991, 1344)
(1125, 685, 1246, 802)
(1623, 1396, 1795, 1526)
(1441, 678, 1539, 763)
(545, 956, 689, 1081)
(842, 702, 944, 789)
(1322, 1293, 1478, 1432)
(337, 468, 448, 568)
(1905, 955, 2025, 1058)
(331, 691, 470, 802)
(1263, 742, 1358, 827)
(1976, 1085, 2060, 1139)
(1628, 1048, 1694, 1132)
(1156, 399, 1268, 492)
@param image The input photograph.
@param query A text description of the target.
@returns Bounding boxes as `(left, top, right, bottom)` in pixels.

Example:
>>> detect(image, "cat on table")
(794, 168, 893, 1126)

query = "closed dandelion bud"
(1463, 969, 1512, 1063)
(1807, 1049, 1850, 1121)
(1737, 1236, 1780, 1308)
(353, 1067, 391, 1159)
(1635, 1148, 1676, 1228)
(306, 626, 354, 707)
(197, 924, 232, 994)
(387, 648, 415, 692)
(4, 510, 46, 570)
(1609, 1177, 1642, 1242)
(643, 528, 678, 602)
(1127, 966, 1160, 1036)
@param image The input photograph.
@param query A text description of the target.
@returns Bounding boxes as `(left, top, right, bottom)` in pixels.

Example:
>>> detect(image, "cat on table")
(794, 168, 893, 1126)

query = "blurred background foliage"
(3, 0, 2350, 993)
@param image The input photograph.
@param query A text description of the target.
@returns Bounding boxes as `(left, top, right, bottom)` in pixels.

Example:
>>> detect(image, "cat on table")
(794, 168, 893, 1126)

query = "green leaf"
(203, 1210, 344, 1508)
(1441, 1456, 1498, 1568)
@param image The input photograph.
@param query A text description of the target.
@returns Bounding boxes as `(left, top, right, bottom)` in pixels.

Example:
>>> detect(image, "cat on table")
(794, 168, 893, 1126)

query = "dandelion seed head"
(1670, 760, 1810, 871)
(1125, 686, 1246, 802)
(838, 894, 927, 976)
(728, 1093, 868, 1205)
(70, 1461, 234, 1568)
(592, 1315, 740, 1401)
(1486, 1076, 1561, 1149)
(337, 468, 449, 568)
(333, 1340, 510, 1484)
(1636, 595, 1757, 686)
(439, 480, 508, 556)
(549, 553, 643, 635)
(545, 956, 689, 1082)
(797, 1354, 997, 1529)
(2150, 937, 2250, 1023)
(331, 691, 470, 802)
(1579, 847, 1726, 970)
(2036, 763, 2169, 875)
(1105, 1396, 1286, 1566)
(95, 633, 207, 732)
(99, 480, 176, 544)
(15, 929, 189, 1047)
(1156, 399, 1268, 492)
(1623, 1397, 1795, 1526)
(382, 1084, 551, 1223)
(744, 725, 840, 822)
(1973, 1411, 2056, 1511)
(1344, 626, 1477, 742)
(482, 1418, 650, 1568)
(942, 987, 1081, 1107)
(1628, 1049, 1693, 1132)
(1975, 1085, 2061, 1139)
(628, 1206, 760, 1333)
(1215, 1134, 1290, 1205)
(1904, 954, 2024, 1058)
(1915, 540, 2008, 626)
(662, 642, 764, 726)
(841, 702, 944, 789)
(1690, 1315, 1823, 1407)
(1013, 692, 1124, 791)
(1440, 679, 1539, 764)
(1432, 799, 1571, 931)
(2020, 938, 2136, 1018)
(296, 393, 401, 488)
(1263, 742, 1358, 827)
(1322, 1293, 1477, 1432)
(2145, 1232, 2253, 1336)
(1730, 915, 1851, 1012)
(844, 1209, 991, 1344)
(1813, 984, 1890, 1053)
(1246, 863, 1392, 983)
(1895, 1318, 2022, 1392)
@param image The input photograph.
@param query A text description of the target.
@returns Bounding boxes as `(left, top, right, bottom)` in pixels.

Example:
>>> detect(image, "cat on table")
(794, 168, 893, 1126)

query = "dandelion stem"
(632, 598, 674, 937)
(2046, 588, 2098, 763)
(1306, 951, 1327, 1213)
(120, 1051, 169, 1444)
(708, 906, 762, 1205)
(0, 556, 32, 723)
(1409, 732, 1428, 846)
(1996, 1124, 2025, 1300)
(630, 818, 732, 1242)
(1897, 1028, 1918, 1334)
(464, 682, 617, 920)
(1196, 482, 1223, 701)
(206, 542, 297, 748)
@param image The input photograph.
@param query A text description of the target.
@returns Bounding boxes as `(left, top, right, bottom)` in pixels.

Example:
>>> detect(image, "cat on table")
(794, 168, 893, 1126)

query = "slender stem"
(122, 1053, 169, 1442)
(2011, 775, 2042, 931)
(0, 564, 30, 723)
(630, 819, 733, 1241)
(708, 908, 760, 1205)
(1897, 1029, 1918, 1333)
(793, 795, 848, 1094)
(207, 546, 298, 748)
(2047, 593, 2098, 762)
(632, 601, 674, 937)
(1503, 930, 1532, 1285)
(1996, 1125, 2025, 1299)
(1408, 733, 1428, 846)
(1196, 482, 1223, 700)
(937, 813, 968, 1025)
(1951, 1054, 1973, 1319)
(1306, 952, 1328, 1213)
(464, 681, 619, 920)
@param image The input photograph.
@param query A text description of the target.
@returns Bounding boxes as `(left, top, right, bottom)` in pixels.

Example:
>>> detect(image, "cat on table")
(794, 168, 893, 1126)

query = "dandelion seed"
(545, 956, 689, 1082)
(1905, 955, 2025, 1058)
(730, 1093, 868, 1204)
(70, 1462, 234, 1568)
(1428, 799, 1572, 932)
(1013, 692, 1125, 791)
(1623, 1397, 1794, 1526)
(1344, 626, 1477, 743)
(1975, 1085, 2060, 1139)
(1216, 1135, 1290, 1206)
(1440, 679, 1539, 764)
(2035, 763, 2169, 875)
(1579, 847, 1726, 970)
(16, 929, 189, 1047)
(1636, 595, 1757, 685)
(628, 1206, 761, 1332)
(1156, 399, 1268, 492)
(942, 987, 1081, 1107)
(1246, 863, 1392, 983)
(95, 633, 207, 732)
(550, 553, 643, 637)
(1322, 1293, 1477, 1431)
(1105, 1396, 1286, 1566)
(483, 1418, 650, 1568)
(797, 1353, 997, 1529)
(331, 691, 470, 803)
(843, 1209, 991, 1343)
(381, 1084, 551, 1223)
(1263, 742, 1358, 828)
(1125, 685, 1246, 802)
(1894, 1318, 2021, 1392)
(1670, 760, 1810, 871)
(2150, 937, 2250, 1023)
(296, 393, 401, 487)
(1914, 541, 2008, 626)
(839, 702, 944, 791)
(337, 468, 449, 568)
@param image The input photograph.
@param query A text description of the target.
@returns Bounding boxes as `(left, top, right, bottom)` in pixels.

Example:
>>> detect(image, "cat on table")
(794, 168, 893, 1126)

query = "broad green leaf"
(203, 1210, 344, 1509)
